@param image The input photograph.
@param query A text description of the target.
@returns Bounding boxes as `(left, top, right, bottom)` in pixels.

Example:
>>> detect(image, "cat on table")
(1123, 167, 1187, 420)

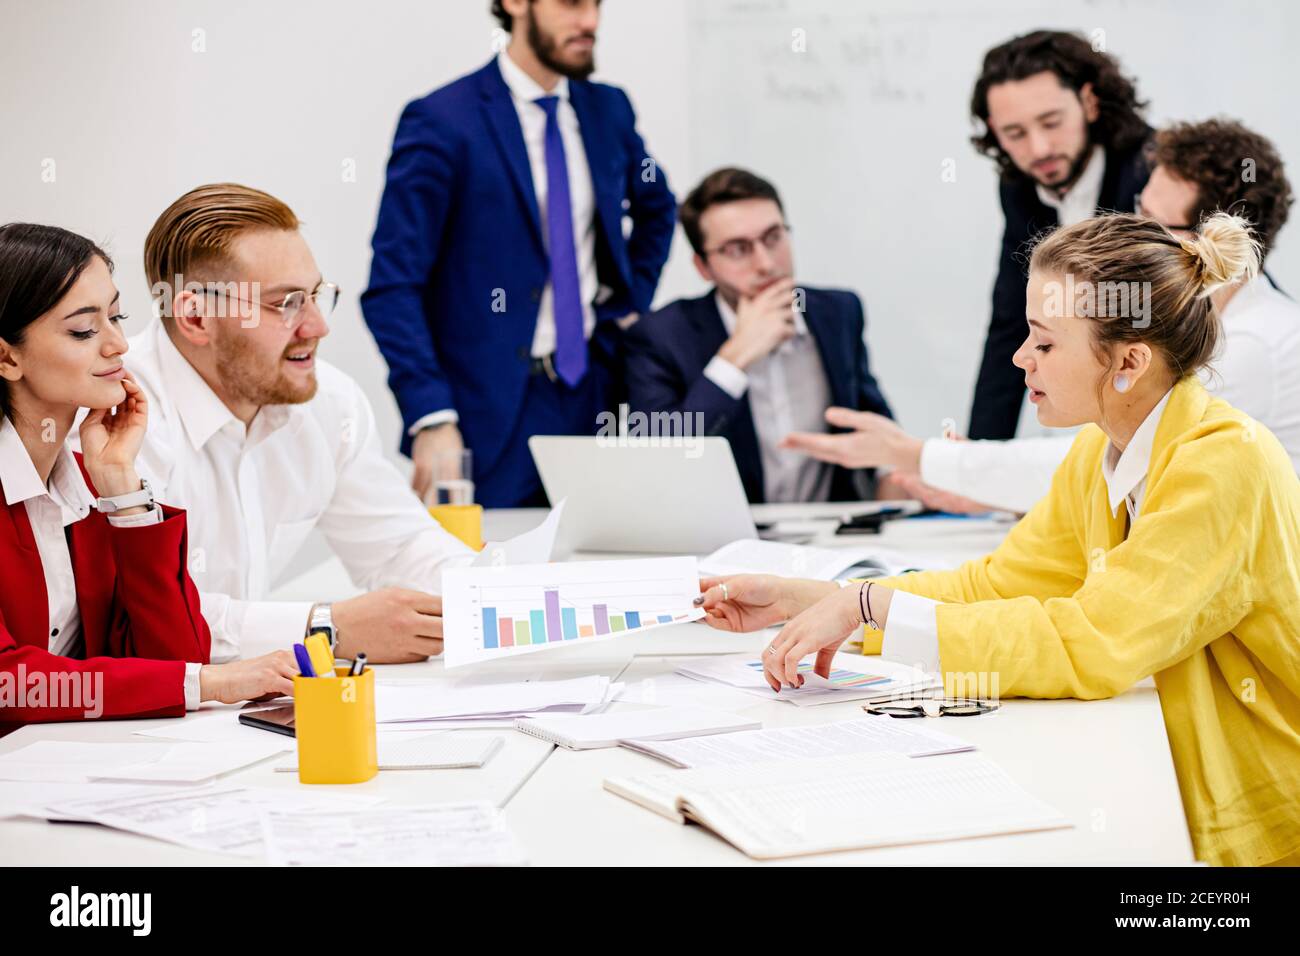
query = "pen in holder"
(293, 667, 378, 784)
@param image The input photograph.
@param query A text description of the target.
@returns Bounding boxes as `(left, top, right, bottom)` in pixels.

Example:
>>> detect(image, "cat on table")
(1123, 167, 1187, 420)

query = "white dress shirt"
(882, 389, 1174, 676)
(408, 49, 599, 436)
(919, 277, 1300, 513)
(1206, 276, 1300, 470)
(1036, 145, 1107, 226)
(0, 417, 200, 709)
(124, 320, 474, 662)
(703, 292, 834, 503)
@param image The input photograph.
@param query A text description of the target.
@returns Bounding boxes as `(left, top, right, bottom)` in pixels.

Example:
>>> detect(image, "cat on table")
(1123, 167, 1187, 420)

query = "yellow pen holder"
(429, 503, 484, 550)
(293, 667, 378, 784)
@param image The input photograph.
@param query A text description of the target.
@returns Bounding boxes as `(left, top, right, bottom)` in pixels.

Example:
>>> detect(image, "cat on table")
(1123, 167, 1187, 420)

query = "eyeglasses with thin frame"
(704, 223, 792, 262)
(864, 697, 999, 718)
(205, 280, 340, 332)
(1134, 193, 1197, 233)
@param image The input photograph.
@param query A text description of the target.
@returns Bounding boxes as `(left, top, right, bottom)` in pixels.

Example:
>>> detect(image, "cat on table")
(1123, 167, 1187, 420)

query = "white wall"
(1, 0, 1296, 460)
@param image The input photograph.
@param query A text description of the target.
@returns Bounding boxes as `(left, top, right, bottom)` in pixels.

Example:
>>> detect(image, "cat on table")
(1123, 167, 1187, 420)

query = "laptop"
(529, 436, 758, 554)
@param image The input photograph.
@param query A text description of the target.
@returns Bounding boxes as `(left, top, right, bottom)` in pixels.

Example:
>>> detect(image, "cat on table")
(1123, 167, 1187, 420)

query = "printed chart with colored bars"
(441, 556, 705, 668)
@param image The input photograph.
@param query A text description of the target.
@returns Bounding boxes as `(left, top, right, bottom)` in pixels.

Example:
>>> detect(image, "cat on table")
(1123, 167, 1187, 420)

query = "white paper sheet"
(622, 716, 974, 767)
(0, 739, 283, 784)
(675, 653, 939, 706)
(442, 556, 705, 668)
(375, 675, 616, 723)
(260, 803, 526, 866)
(698, 538, 946, 580)
(471, 499, 566, 567)
(45, 785, 384, 857)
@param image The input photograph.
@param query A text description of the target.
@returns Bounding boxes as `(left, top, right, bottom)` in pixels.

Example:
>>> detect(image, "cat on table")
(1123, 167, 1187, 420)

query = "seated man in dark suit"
(625, 167, 894, 504)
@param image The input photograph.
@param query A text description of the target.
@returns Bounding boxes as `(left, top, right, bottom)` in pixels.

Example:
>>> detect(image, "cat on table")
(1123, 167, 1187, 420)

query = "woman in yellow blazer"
(696, 212, 1300, 867)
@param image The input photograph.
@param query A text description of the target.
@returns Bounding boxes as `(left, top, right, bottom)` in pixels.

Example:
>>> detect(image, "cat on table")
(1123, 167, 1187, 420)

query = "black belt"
(528, 353, 560, 382)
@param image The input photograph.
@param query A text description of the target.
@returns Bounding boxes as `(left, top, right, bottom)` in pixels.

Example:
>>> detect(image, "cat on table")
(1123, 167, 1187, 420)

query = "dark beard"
(1046, 137, 1095, 195)
(528, 15, 595, 80)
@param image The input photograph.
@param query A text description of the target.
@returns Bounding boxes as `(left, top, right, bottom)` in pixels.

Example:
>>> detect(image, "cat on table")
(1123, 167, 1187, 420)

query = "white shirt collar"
(152, 321, 241, 451)
(1036, 145, 1106, 224)
(497, 49, 570, 104)
(151, 320, 296, 451)
(1101, 388, 1173, 517)
(0, 416, 95, 524)
(714, 290, 809, 339)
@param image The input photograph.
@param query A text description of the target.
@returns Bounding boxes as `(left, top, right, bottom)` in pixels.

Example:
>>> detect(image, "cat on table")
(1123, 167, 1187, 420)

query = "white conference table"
(0, 505, 1195, 865)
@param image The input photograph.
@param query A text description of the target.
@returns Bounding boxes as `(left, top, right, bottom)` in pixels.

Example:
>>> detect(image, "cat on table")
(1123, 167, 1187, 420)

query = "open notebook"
(604, 752, 1069, 859)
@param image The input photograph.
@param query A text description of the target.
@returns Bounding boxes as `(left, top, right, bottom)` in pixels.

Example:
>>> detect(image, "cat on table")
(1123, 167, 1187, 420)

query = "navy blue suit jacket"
(624, 287, 894, 503)
(361, 58, 676, 473)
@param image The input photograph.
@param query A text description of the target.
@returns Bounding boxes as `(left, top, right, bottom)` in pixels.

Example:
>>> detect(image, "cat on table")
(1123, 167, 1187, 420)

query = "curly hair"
(1148, 118, 1294, 258)
(491, 1, 513, 32)
(971, 30, 1150, 179)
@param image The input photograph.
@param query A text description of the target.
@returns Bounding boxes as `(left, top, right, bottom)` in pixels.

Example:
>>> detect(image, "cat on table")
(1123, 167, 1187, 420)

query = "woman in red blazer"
(0, 223, 298, 729)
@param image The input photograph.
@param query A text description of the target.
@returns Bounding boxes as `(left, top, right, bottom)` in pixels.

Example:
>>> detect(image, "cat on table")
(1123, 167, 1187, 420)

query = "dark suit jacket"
(624, 287, 893, 503)
(969, 138, 1152, 439)
(361, 58, 677, 472)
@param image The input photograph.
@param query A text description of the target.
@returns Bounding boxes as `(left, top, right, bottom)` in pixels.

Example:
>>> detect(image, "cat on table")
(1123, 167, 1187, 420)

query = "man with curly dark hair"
(1138, 118, 1299, 465)
(967, 30, 1153, 440)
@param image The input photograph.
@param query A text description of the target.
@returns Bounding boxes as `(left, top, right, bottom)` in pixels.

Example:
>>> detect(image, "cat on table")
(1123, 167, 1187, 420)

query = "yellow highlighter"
(304, 633, 336, 679)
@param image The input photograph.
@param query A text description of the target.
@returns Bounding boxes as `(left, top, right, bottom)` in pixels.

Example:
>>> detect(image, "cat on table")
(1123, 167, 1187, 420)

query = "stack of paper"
(43, 785, 385, 857)
(621, 716, 974, 767)
(274, 733, 504, 772)
(376, 675, 621, 727)
(260, 803, 527, 866)
(0, 739, 284, 785)
(605, 751, 1070, 859)
(515, 707, 761, 750)
(699, 538, 951, 581)
(676, 653, 940, 706)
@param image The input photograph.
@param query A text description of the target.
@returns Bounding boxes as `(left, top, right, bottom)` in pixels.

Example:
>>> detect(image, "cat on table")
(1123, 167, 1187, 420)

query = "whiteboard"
(684, 0, 1300, 436)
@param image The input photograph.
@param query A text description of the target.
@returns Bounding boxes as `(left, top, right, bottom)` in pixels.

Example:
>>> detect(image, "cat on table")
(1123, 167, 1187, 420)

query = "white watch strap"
(96, 478, 155, 514)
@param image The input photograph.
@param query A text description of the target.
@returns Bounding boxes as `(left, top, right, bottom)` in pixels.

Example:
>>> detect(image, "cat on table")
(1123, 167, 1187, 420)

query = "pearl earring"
(1114, 374, 1130, 393)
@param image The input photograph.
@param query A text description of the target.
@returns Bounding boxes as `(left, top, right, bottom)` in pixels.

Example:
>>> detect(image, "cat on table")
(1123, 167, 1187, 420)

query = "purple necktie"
(534, 95, 587, 386)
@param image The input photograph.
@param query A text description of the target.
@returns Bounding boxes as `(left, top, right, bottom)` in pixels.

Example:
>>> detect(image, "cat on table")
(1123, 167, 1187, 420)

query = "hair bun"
(1180, 212, 1261, 295)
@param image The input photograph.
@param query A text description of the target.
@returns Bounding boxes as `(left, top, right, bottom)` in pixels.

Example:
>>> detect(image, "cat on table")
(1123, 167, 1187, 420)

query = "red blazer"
(0, 454, 211, 729)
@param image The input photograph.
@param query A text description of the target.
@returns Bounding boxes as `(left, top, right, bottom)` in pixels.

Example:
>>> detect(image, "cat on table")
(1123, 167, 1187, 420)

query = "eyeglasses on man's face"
(704, 223, 792, 262)
(207, 280, 341, 332)
(1134, 193, 1197, 234)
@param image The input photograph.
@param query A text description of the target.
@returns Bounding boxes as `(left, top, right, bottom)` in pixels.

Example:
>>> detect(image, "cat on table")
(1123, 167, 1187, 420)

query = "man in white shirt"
(624, 167, 895, 504)
(126, 183, 474, 664)
(785, 118, 1300, 512)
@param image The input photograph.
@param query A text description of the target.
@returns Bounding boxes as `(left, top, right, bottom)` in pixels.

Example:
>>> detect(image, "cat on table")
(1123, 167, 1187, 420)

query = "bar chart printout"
(441, 556, 705, 668)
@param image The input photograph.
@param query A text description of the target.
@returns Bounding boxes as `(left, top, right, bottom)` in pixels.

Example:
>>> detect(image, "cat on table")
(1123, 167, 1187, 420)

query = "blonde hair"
(1029, 211, 1259, 382)
(144, 183, 299, 315)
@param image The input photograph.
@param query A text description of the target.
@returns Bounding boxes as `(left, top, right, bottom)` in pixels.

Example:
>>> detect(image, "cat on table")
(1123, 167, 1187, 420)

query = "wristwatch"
(307, 602, 337, 653)
(95, 478, 156, 514)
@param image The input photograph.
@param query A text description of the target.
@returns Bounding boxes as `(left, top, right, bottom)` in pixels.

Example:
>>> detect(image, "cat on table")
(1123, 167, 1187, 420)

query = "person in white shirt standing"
(126, 183, 474, 665)
(784, 118, 1299, 512)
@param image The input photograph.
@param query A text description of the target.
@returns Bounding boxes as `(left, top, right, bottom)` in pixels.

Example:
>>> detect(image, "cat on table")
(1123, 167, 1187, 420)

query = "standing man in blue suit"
(624, 168, 895, 504)
(362, 0, 676, 507)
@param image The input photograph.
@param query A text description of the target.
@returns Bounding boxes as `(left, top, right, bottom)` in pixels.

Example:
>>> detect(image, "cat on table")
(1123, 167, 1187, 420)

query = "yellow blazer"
(864, 377, 1300, 866)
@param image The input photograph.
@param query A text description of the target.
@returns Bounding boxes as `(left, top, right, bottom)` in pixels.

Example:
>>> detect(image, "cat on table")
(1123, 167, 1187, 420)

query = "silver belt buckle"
(541, 352, 558, 383)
